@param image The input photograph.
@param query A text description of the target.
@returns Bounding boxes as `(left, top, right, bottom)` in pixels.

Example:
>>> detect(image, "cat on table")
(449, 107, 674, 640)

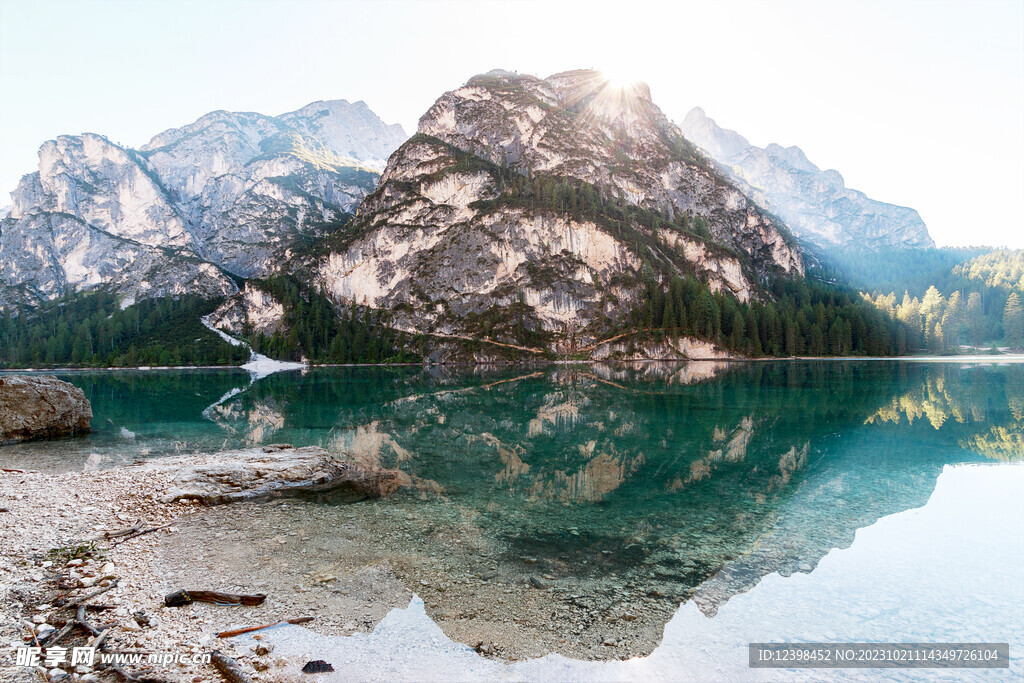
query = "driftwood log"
(89, 519, 143, 541)
(217, 617, 314, 638)
(212, 651, 253, 683)
(159, 446, 401, 505)
(164, 590, 266, 607)
(70, 578, 119, 606)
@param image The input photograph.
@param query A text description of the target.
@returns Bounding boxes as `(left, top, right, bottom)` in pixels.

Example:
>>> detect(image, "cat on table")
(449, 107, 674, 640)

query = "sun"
(600, 67, 640, 91)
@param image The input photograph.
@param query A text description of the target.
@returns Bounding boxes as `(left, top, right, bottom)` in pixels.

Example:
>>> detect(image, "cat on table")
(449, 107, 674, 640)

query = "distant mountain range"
(680, 107, 934, 250)
(0, 71, 915, 362)
(0, 100, 406, 308)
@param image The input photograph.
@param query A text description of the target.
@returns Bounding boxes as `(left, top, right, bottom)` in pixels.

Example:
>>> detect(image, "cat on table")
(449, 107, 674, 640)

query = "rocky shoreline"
(1, 447, 679, 682)
(0, 448, 407, 683)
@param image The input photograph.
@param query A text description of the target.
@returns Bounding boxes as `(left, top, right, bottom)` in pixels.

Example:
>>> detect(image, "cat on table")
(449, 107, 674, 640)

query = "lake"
(3, 360, 1022, 678)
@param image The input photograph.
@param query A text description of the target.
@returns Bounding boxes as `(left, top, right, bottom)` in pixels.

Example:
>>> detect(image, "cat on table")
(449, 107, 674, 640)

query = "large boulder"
(0, 375, 92, 445)
(159, 444, 402, 505)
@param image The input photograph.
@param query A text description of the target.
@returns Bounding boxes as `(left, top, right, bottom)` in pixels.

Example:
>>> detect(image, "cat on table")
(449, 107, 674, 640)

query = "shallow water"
(239, 462, 1024, 681)
(4, 361, 1023, 670)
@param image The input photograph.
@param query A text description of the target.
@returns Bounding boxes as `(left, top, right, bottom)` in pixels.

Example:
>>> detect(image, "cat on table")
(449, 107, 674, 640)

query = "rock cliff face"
(1, 101, 407, 309)
(680, 107, 934, 250)
(0, 375, 92, 444)
(205, 282, 286, 337)
(314, 70, 803, 350)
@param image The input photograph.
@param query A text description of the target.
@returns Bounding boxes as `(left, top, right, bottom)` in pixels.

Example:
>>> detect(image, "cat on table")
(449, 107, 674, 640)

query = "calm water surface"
(4, 361, 1022, 677)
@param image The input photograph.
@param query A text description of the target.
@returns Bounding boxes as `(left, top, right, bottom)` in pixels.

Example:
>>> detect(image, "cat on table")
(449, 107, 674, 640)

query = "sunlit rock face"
(0, 135, 237, 307)
(0, 101, 407, 308)
(314, 69, 803, 352)
(279, 100, 408, 172)
(680, 107, 935, 250)
(206, 283, 287, 338)
(417, 71, 800, 277)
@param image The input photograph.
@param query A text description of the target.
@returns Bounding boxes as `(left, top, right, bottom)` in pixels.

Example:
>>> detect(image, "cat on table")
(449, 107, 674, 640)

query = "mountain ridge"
(1, 71, 907, 363)
(679, 107, 934, 250)
(0, 100, 407, 308)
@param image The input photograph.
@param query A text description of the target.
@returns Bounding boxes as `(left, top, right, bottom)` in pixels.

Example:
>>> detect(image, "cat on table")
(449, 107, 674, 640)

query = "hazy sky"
(1, 0, 1021, 248)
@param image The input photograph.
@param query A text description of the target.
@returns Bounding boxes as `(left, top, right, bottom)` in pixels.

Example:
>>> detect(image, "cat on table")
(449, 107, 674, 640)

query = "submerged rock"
(301, 660, 335, 673)
(159, 445, 402, 505)
(0, 375, 92, 445)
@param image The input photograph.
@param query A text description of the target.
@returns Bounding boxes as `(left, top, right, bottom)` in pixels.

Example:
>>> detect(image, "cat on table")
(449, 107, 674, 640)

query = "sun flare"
(600, 67, 639, 91)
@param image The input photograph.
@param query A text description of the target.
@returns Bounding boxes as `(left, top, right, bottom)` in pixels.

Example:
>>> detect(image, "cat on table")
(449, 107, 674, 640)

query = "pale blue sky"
(1, 0, 1021, 247)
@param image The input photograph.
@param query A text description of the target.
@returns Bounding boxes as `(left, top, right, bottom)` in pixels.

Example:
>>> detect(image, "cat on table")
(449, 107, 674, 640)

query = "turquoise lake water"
(3, 360, 1022, 677)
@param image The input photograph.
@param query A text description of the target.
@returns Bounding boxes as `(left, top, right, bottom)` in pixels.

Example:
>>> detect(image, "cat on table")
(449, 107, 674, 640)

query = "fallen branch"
(76, 604, 102, 637)
(217, 616, 315, 638)
(211, 651, 253, 683)
(90, 627, 110, 651)
(70, 578, 119, 606)
(424, 331, 545, 354)
(42, 620, 77, 646)
(83, 603, 114, 611)
(575, 328, 657, 353)
(113, 521, 176, 545)
(165, 590, 266, 607)
(90, 519, 143, 541)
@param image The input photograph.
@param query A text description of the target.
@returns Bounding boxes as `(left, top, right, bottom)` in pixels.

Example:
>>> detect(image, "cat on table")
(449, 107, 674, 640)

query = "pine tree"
(920, 286, 945, 336)
(662, 294, 677, 335)
(1004, 293, 1024, 349)
(942, 291, 963, 348)
(967, 292, 985, 348)
(729, 311, 745, 349)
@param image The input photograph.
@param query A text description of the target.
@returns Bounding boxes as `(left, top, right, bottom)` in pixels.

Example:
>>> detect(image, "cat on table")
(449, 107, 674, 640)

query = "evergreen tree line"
(821, 247, 1024, 347)
(1002, 293, 1024, 349)
(247, 276, 419, 363)
(471, 162, 716, 242)
(0, 292, 250, 368)
(819, 245, 989, 297)
(952, 249, 1024, 291)
(865, 287, 1024, 352)
(634, 274, 902, 357)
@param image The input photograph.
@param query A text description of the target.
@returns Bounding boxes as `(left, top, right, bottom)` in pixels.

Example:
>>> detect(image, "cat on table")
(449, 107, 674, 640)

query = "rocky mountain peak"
(280, 99, 407, 171)
(681, 107, 750, 161)
(314, 69, 804, 357)
(1, 97, 408, 309)
(679, 107, 935, 250)
(414, 69, 801, 276)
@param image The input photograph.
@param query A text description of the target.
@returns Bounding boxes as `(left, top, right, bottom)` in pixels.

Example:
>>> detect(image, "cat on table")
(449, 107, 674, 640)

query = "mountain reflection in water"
(4, 361, 1021, 658)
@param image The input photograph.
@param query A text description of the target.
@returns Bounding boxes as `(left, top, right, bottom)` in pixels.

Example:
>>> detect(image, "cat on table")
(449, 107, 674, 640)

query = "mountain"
(0, 101, 407, 309)
(0, 71, 906, 365)
(679, 107, 934, 250)
(309, 70, 803, 355)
